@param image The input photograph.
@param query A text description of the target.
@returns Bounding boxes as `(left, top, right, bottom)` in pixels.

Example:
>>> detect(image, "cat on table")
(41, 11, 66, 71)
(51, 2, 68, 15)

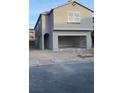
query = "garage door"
(58, 36, 87, 48)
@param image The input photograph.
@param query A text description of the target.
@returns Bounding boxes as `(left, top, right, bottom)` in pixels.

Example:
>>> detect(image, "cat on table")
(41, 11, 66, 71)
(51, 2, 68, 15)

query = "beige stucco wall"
(41, 14, 53, 50)
(53, 2, 93, 30)
(41, 15, 46, 33)
(34, 2, 93, 51)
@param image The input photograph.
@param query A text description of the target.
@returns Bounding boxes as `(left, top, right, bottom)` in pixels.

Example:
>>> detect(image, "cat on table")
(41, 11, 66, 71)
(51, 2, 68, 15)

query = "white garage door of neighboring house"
(58, 36, 87, 48)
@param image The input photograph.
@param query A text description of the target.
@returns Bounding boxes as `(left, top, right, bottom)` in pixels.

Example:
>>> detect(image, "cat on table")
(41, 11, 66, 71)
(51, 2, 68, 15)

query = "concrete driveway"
(29, 61, 94, 93)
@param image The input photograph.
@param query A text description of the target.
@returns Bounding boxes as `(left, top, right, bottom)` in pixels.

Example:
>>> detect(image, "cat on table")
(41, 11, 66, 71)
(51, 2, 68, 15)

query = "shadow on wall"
(29, 41, 35, 48)
(44, 33, 49, 49)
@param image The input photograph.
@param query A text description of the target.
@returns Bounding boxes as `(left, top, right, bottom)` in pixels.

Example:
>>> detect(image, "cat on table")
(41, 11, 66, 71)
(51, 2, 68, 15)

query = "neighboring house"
(29, 29, 35, 47)
(34, 1, 94, 51)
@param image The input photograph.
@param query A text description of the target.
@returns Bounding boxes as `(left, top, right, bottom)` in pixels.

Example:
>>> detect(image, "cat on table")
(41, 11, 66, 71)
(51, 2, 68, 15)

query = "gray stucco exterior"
(34, 1, 94, 51)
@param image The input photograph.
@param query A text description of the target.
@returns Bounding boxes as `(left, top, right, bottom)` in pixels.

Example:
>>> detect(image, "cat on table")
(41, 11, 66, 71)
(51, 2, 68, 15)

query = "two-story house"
(34, 1, 94, 51)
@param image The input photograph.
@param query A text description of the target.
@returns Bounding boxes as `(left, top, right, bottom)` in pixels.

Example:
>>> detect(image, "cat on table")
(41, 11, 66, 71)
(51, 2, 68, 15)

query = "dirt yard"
(29, 48, 94, 66)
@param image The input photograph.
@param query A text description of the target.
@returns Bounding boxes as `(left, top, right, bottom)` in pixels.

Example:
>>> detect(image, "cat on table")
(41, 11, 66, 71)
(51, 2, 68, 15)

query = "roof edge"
(33, 1, 93, 29)
(52, 1, 94, 12)
(34, 14, 41, 29)
(29, 28, 34, 30)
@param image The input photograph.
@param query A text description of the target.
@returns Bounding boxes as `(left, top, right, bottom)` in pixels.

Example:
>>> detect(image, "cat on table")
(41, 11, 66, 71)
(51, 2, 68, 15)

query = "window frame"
(67, 11, 81, 23)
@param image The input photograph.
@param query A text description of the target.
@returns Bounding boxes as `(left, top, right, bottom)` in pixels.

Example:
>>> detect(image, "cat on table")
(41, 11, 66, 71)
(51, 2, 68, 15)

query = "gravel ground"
(29, 48, 94, 66)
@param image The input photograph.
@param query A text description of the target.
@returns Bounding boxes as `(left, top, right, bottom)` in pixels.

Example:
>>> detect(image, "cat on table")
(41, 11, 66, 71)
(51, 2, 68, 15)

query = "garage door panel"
(58, 36, 87, 48)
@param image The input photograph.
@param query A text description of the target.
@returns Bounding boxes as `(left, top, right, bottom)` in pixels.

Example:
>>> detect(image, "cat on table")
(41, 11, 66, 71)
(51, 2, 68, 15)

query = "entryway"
(44, 33, 49, 49)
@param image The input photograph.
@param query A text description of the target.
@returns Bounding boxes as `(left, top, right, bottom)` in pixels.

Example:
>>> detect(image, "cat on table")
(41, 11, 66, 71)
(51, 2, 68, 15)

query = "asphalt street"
(29, 61, 94, 93)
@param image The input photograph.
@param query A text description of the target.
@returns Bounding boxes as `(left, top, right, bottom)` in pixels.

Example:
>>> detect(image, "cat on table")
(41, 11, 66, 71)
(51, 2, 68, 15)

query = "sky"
(29, 0, 94, 28)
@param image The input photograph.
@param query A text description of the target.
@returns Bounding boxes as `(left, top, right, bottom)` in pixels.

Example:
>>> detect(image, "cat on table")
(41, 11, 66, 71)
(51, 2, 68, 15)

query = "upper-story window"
(30, 32, 33, 35)
(67, 11, 80, 23)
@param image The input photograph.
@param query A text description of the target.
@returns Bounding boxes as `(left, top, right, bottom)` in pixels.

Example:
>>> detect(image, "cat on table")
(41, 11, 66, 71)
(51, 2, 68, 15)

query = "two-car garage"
(52, 31, 92, 51)
(58, 36, 87, 48)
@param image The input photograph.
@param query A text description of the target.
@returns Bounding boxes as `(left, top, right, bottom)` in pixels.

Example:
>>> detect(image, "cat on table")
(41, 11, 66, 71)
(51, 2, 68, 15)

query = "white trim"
(53, 28, 93, 30)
